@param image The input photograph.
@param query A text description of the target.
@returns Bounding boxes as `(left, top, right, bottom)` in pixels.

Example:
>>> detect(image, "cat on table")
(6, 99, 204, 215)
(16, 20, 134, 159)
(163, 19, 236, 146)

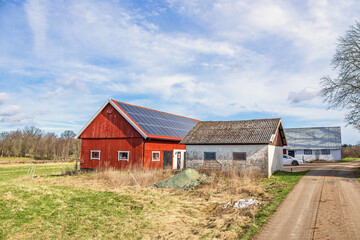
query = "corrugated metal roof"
(284, 127, 341, 149)
(180, 118, 284, 145)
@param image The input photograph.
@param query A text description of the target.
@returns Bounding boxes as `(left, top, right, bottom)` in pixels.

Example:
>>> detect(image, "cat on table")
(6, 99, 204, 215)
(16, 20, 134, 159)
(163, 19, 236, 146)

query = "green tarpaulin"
(154, 169, 209, 190)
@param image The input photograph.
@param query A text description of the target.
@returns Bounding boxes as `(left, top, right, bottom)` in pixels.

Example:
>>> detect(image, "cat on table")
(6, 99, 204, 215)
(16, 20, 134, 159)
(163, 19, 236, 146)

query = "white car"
(283, 155, 304, 166)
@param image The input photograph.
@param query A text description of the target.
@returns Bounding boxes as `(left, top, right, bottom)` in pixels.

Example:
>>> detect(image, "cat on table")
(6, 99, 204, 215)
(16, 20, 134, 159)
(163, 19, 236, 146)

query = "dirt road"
(256, 161, 360, 240)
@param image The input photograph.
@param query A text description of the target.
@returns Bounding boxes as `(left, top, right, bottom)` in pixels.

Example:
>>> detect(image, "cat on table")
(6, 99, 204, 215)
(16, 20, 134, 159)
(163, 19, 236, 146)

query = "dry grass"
(2, 163, 307, 239)
(33, 167, 266, 239)
(90, 168, 174, 187)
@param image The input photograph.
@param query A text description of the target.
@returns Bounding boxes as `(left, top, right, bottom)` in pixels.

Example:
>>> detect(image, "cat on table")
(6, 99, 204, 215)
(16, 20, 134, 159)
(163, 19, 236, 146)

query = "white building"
(180, 118, 287, 177)
(284, 127, 342, 162)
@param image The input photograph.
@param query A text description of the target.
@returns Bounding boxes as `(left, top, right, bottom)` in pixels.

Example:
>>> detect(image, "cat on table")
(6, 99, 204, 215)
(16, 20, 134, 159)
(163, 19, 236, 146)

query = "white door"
(173, 150, 186, 169)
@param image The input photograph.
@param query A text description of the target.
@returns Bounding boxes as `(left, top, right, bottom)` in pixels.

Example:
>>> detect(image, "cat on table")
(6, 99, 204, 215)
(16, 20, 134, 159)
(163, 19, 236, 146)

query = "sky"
(0, 0, 359, 144)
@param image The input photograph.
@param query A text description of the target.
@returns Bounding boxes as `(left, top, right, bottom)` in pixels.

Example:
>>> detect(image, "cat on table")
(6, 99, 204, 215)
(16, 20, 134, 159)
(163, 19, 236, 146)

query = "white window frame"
(118, 151, 130, 161)
(90, 150, 100, 160)
(152, 151, 160, 161)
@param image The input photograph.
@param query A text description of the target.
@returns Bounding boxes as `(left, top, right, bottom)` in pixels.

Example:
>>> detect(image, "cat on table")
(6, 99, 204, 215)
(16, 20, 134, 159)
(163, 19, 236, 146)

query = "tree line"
(342, 144, 360, 158)
(0, 126, 80, 160)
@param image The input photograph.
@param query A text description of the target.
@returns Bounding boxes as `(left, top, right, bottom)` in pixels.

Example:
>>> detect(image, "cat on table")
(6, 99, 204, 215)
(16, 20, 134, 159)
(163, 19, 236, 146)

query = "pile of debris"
(154, 169, 209, 190)
(223, 198, 260, 209)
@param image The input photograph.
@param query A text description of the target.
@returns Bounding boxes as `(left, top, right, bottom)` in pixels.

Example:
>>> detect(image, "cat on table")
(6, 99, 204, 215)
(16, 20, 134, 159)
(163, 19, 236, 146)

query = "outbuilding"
(283, 127, 342, 162)
(76, 99, 198, 170)
(180, 118, 287, 177)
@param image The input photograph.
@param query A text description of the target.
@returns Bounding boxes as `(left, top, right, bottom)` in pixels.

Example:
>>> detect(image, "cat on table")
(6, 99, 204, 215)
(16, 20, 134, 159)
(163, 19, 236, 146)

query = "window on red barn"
(152, 151, 160, 161)
(118, 151, 129, 161)
(90, 150, 100, 160)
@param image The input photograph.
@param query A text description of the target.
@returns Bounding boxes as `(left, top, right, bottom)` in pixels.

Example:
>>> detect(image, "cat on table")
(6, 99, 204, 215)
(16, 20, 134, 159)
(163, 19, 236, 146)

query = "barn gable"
(77, 99, 198, 141)
(79, 103, 143, 139)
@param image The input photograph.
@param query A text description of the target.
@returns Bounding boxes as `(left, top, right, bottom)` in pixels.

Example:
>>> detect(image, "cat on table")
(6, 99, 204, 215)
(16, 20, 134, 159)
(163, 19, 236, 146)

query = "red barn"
(76, 99, 198, 170)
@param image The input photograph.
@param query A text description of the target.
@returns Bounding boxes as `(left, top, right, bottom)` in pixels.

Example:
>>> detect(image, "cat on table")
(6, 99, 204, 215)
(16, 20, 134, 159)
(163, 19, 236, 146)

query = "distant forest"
(0, 126, 80, 160)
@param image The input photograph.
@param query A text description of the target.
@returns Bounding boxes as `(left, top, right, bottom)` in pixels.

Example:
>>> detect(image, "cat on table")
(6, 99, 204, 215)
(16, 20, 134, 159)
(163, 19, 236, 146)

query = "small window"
(233, 152, 246, 160)
(321, 149, 330, 155)
(304, 149, 312, 155)
(90, 150, 100, 160)
(204, 152, 216, 160)
(152, 151, 160, 161)
(118, 151, 129, 161)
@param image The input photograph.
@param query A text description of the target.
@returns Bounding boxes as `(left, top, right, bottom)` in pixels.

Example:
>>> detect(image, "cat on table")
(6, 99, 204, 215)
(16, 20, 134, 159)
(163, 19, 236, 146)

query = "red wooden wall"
(269, 128, 284, 147)
(143, 139, 186, 170)
(80, 103, 187, 170)
(80, 138, 143, 169)
(80, 103, 144, 169)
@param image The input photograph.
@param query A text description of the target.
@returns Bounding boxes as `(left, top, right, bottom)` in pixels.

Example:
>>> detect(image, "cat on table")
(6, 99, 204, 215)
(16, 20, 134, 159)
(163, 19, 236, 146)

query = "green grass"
(0, 163, 76, 181)
(341, 158, 360, 162)
(0, 164, 307, 239)
(240, 170, 308, 240)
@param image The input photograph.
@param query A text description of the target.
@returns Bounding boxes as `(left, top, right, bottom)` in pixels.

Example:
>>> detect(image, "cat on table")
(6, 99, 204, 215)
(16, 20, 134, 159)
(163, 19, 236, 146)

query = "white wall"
(293, 149, 341, 162)
(186, 144, 274, 176)
(268, 146, 283, 177)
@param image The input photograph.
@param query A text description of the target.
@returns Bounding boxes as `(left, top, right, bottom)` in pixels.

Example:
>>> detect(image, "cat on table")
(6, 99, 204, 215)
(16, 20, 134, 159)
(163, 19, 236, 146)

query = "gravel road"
(255, 160, 360, 240)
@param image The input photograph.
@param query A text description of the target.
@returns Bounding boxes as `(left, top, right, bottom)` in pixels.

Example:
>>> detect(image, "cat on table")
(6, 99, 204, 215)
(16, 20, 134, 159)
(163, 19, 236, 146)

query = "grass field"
(0, 164, 306, 239)
(341, 158, 360, 162)
(0, 157, 38, 163)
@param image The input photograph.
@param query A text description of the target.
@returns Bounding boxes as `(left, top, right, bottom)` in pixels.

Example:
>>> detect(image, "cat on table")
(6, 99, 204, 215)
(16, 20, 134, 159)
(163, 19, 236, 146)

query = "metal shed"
(284, 127, 342, 162)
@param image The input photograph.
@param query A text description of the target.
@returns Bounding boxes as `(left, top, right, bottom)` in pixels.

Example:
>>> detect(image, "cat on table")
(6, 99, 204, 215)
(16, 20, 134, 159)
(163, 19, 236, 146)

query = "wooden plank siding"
(269, 129, 284, 147)
(80, 138, 144, 169)
(81, 104, 143, 139)
(80, 103, 187, 170)
(80, 103, 144, 169)
(144, 140, 186, 170)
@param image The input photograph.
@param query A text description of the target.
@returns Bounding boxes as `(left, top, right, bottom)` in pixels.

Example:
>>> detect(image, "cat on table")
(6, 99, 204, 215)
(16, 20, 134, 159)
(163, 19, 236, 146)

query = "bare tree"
(320, 21, 360, 129)
(0, 127, 80, 161)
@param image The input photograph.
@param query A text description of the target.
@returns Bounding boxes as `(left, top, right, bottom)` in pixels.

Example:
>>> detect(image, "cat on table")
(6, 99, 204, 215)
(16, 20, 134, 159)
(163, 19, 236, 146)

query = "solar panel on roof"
(114, 101, 197, 138)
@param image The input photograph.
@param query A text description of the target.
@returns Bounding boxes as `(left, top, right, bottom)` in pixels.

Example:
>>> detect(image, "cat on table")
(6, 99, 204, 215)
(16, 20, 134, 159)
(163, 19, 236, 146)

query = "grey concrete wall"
(185, 145, 270, 176)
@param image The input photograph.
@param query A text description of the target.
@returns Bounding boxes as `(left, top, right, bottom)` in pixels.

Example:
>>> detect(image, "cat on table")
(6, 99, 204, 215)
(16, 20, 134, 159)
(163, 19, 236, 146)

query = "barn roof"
(284, 127, 341, 150)
(76, 99, 198, 141)
(180, 118, 286, 145)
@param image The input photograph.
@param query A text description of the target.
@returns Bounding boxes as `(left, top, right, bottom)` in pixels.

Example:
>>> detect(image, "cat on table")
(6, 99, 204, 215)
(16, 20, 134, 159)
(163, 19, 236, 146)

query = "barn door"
(163, 151, 173, 169)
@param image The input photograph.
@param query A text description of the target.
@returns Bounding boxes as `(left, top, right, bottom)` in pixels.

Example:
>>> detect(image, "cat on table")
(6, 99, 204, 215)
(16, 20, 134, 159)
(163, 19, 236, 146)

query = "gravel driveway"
(256, 160, 360, 240)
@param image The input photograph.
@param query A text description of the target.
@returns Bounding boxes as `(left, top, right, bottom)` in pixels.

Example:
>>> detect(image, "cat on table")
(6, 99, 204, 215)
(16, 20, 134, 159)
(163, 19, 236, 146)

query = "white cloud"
(288, 88, 319, 104)
(0, 105, 35, 126)
(0, 105, 21, 116)
(24, 0, 48, 55)
(0, 93, 9, 104)
(40, 87, 66, 98)
(1, 0, 359, 143)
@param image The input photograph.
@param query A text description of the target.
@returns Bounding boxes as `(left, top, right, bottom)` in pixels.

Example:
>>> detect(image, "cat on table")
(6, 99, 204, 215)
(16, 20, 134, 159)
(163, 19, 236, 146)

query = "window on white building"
(204, 152, 216, 160)
(233, 152, 246, 160)
(304, 149, 312, 155)
(321, 149, 330, 155)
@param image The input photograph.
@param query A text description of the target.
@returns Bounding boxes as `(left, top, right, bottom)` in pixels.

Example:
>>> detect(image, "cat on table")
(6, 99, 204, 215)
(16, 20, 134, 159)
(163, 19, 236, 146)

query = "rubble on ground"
(222, 198, 260, 209)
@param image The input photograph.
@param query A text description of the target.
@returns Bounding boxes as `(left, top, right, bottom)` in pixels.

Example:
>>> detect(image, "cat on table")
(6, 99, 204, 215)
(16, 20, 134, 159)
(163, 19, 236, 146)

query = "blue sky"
(0, 0, 359, 144)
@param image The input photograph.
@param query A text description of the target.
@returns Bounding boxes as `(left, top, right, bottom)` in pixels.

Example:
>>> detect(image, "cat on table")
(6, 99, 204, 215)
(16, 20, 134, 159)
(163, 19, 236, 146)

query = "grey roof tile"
(180, 118, 284, 144)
